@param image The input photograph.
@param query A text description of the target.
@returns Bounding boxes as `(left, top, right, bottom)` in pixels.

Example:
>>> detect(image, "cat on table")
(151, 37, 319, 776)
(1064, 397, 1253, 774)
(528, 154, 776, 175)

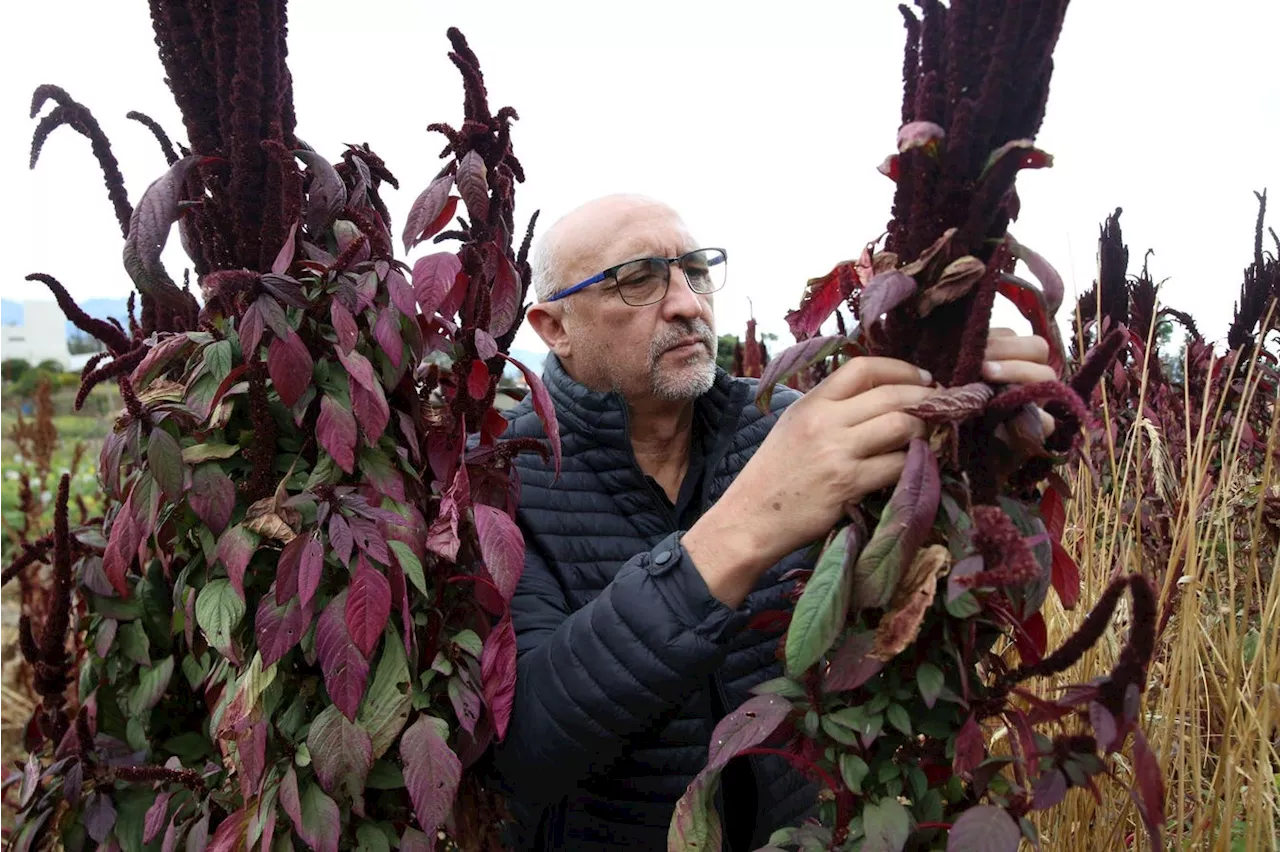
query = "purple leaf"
(280, 766, 340, 852)
(466, 359, 490, 401)
(403, 174, 456, 252)
(131, 333, 197, 388)
(329, 513, 354, 566)
(448, 675, 482, 735)
(307, 704, 373, 802)
(206, 804, 252, 852)
(756, 335, 846, 411)
(852, 438, 941, 610)
(85, 791, 117, 843)
(918, 256, 987, 317)
(257, 293, 291, 339)
(349, 515, 391, 564)
(474, 329, 498, 360)
(953, 715, 985, 778)
(457, 150, 490, 223)
(346, 556, 392, 659)
(500, 354, 560, 475)
(103, 503, 141, 597)
(271, 221, 298, 276)
(385, 268, 417, 319)
(981, 139, 1053, 181)
(351, 379, 390, 444)
(860, 270, 917, 326)
(317, 590, 370, 720)
(295, 150, 347, 234)
(19, 753, 39, 808)
(336, 348, 377, 392)
(256, 589, 311, 667)
(946, 805, 1021, 852)
(148, 426, 185, 501)
(481, 616, 517, 741)
(185, 811, 210, 852)
(237, 720, 267, 800)
(784, 261, 858, 341)
(276, 534, 305, 602)
(268, 332, 313, 408)
(1089, 701, 1118, 753)
(904, 383, 994, 424)
(217, 524, 260, 601)
(474, 503, 524, 602)
(669, 695, 791, 851)
(375, 305, 404, 368)
(239, 300, 265, 360)
(412, 251, 464, 319)
(823, 630, 883, 693)
(360, 448, 405, 502)
(122, 156, 199, 305)
(947, 555, 984, 603)
(318, 395, 358, 474)
(1008, 235, 1064, 315)
(330, 301, 358, 354)
(144, 792, 172, 844)
(1131, 727, 1165, 850)
(486, 242, 520, 338)
(1031, 769, 1067, 811)
(400, 827, 432, 852)
(189, 463, 235, 535)
(401, 716, 462, 841)
(299, 532, 325, 611)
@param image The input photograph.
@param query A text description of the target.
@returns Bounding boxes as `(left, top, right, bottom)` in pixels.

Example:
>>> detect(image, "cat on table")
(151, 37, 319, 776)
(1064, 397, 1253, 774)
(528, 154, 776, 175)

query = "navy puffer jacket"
(490, 355, 817, 850)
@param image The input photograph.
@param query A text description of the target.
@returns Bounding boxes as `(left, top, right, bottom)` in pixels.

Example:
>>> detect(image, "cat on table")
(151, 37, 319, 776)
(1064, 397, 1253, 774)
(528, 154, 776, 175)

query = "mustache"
(650, 319, 716, 360)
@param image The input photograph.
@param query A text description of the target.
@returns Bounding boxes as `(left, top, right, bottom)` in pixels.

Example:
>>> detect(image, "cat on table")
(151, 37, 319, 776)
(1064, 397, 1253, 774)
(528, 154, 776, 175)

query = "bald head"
(531, 194, 697, 303)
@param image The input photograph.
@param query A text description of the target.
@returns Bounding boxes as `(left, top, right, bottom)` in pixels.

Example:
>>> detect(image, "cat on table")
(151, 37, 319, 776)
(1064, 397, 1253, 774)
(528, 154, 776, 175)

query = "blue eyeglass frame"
(546, 247, 728, 303)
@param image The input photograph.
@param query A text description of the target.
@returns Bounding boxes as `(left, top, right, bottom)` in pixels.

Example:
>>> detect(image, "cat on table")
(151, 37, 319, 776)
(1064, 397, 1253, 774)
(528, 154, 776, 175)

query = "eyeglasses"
(547, 247, 728, 307)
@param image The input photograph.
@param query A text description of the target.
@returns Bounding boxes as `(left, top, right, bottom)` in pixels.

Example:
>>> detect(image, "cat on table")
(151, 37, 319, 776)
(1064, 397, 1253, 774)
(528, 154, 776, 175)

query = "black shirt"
(642, 415, 760, 852)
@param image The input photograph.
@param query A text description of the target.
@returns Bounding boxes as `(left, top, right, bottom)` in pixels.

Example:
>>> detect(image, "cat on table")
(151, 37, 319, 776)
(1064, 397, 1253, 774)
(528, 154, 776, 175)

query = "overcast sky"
(4, 1, 1277, 356)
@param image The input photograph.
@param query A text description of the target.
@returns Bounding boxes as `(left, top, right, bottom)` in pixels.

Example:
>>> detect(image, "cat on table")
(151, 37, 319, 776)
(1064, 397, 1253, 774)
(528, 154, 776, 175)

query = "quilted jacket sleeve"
(491, 531, 748, 809)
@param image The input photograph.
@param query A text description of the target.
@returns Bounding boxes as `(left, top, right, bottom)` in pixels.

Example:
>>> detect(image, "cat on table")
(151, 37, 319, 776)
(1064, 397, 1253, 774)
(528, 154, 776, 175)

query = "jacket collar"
(541, 353, 746, 457)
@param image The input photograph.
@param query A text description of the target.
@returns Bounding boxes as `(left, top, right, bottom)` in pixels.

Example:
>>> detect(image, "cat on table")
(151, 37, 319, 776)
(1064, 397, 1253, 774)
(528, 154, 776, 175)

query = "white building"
(1, 301, 73, 369)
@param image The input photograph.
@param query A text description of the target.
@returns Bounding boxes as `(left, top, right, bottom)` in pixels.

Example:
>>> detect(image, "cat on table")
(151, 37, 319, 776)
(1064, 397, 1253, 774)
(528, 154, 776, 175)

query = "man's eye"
(619, 273, 659, 288)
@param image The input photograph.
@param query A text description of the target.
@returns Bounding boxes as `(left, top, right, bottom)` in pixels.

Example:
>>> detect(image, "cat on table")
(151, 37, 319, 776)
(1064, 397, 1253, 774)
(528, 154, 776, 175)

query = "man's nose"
(660, 265, 706, 321)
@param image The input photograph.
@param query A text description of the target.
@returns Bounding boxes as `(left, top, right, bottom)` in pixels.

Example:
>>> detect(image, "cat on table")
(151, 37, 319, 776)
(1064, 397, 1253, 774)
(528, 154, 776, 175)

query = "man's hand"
(685, 357, 934, 608)
(982, 327, 1056, 384)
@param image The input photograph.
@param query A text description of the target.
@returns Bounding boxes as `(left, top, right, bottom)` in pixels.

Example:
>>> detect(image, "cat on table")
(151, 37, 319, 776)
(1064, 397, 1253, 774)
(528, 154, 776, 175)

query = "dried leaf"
(918, 256, 987, 316)
(870, 545, 948, 661)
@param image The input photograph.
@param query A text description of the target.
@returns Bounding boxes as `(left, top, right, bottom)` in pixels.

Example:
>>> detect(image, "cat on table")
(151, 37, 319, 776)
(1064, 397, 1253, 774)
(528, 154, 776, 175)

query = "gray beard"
(647, 318, 717, 401)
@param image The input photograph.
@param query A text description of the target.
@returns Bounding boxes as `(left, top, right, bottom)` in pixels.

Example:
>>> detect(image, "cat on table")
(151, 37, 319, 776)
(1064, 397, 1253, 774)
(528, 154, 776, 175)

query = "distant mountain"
(2, 297, 132, 338)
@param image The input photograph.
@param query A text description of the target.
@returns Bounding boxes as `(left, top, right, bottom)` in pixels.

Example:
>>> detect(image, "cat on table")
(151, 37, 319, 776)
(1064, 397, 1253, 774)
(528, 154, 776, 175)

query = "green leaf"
(357, 627, 413, 759)
(452, 629, 483, 658)
(822, 717, 861, 746)
(388, 540, 427, 597)
(785, 528, 855, 677)
(147, 426, 185, 501)
(750, 677, 808, 699)
(118, 620, 151, 666)
(355, 823, 391, 852)
(128, 656, 174, 716)
(886, 703, 912, 737)
(946, 590, 982, 619)
(196, 578, 245, 656)
(307, 704, 373, 805)
(916, 662, 945, 709)
(365, 760, 405, 789)
(839, 754, 869, 794)
(204, 339, 233, 384)
(182, 442, 241, 464)
(861, 797, 911, 852)
(852, 439, 940, 610)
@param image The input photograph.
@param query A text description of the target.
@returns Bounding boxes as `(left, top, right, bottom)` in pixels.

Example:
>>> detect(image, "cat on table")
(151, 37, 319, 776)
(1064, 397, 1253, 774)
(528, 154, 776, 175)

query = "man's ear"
(525, 302, 572, 358)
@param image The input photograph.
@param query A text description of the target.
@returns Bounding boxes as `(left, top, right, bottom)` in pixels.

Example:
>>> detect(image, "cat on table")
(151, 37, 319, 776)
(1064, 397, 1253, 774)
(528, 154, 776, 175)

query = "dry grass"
(1027, 341, 1280, 850)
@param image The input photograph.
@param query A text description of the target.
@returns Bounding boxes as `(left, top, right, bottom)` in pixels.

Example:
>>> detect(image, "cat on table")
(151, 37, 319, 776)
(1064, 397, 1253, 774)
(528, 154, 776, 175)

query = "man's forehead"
(551, 196, 695, 274)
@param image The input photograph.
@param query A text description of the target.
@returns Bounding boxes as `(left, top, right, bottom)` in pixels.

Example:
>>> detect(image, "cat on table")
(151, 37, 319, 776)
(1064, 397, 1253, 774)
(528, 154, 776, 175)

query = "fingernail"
(984, 361, 1002, 378)
(918, 369, 932, 384)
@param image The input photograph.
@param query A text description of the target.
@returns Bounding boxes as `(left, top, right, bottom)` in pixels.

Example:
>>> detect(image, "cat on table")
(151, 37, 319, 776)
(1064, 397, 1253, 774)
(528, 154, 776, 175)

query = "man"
(490, 194, 1054, 850)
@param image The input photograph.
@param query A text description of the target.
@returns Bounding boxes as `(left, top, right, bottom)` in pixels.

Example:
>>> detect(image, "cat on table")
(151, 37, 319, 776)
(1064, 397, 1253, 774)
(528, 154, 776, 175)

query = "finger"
(845, 450, 909, 506)
(812, 357, 932, 402)
(982, 360, 1057, 384)
(832, 384, 938, 428)
(1038, 405, 1056, 437)
(984, 334, 1049, 364)
(988, 326, 1017, 339)
(847, 409, 928, 458)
